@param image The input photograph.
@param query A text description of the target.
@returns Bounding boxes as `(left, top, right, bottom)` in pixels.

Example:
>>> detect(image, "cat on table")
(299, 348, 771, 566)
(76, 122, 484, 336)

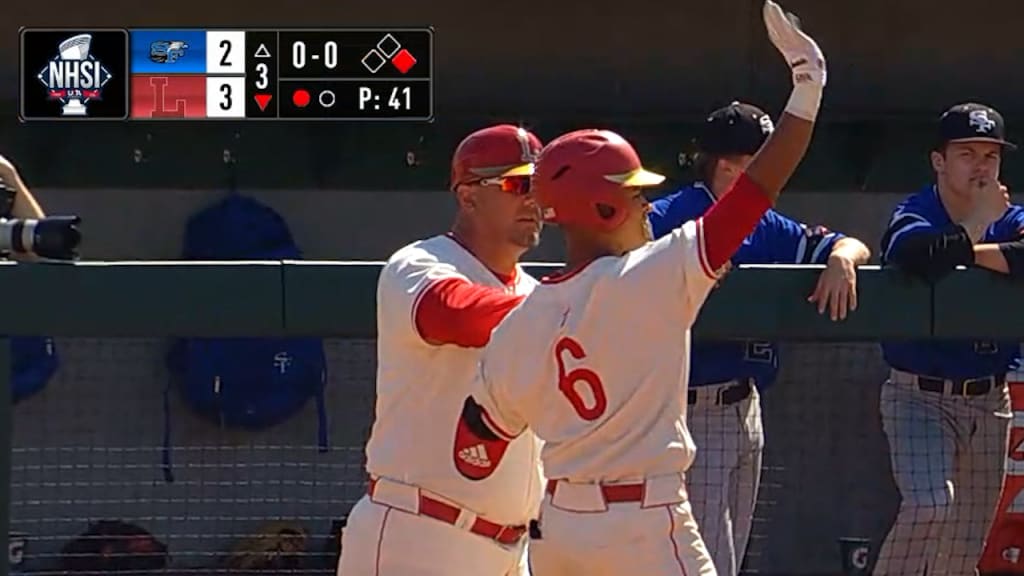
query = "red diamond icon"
(391, 49, 417, 74)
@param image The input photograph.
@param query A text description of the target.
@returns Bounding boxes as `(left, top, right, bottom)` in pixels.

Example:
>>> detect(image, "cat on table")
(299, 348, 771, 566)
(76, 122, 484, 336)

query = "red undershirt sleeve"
(701, 172, 772, 272)
(414, 278, 525, 347)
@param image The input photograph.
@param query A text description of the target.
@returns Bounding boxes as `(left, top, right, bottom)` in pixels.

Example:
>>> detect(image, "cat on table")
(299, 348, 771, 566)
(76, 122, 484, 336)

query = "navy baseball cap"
(696, 101, 775, 156)
(937, 102, 1017, 150)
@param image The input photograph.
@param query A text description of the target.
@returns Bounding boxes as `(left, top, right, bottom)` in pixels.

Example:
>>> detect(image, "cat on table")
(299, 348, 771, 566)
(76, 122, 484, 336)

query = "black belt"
(916, 374, 1005, 397)
(688, 379, 752, 406)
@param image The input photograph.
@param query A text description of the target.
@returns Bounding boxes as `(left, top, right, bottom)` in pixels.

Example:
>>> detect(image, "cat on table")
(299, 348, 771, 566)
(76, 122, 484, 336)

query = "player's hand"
(763, 1, 826, 88)
(0, 155, 24, 190)
(961, 179, 1009, 243)
(808, 253, 857, 321)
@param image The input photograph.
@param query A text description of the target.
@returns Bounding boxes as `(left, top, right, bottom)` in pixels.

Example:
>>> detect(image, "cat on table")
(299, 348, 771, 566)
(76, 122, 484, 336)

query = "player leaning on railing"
(876, 102, 1023, 575)
(646, 98, 870, 576)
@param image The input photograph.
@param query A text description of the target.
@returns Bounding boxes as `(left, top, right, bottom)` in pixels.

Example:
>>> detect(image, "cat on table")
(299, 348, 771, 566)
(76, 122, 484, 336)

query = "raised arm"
(701, 1, 826, 272)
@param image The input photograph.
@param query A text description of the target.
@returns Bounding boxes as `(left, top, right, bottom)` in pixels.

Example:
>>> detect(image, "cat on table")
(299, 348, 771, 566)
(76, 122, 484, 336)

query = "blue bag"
(163, 195, 328, 482)
(11, 336, 58, 403)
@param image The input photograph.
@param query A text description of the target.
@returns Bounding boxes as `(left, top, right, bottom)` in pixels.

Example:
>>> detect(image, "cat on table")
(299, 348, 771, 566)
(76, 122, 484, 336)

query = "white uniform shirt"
(470, 220, 717, 482)
(366, 234, 544, 526)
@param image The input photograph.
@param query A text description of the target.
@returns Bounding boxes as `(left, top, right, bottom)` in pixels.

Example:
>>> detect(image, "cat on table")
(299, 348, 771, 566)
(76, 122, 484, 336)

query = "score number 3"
(254, 63, 269, 90)
(554, 336, 607, 421)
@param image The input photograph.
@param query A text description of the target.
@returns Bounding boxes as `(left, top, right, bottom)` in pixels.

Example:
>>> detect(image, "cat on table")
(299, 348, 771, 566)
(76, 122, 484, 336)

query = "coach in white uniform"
(337, 125, 546, 576)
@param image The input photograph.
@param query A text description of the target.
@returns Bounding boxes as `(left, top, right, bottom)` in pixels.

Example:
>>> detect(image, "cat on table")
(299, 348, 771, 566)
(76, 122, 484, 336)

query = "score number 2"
(292, 41, 339, 69)
(554, 336, 607, 421)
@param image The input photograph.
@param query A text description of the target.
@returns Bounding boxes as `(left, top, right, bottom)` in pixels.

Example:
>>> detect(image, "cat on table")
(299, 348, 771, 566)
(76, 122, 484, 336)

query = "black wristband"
(890, 225, 974, 281)
(942, 225, 976, 266)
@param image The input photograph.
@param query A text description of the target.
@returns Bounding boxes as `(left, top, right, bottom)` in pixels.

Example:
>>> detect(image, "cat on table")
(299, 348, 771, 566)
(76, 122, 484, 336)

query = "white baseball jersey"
(470, 220, 717, 482)
(365, 234, 544, 526)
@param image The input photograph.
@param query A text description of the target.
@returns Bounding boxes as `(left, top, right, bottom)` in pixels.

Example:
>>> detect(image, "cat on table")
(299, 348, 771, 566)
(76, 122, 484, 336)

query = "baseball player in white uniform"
(337, 124, 547, 576)
(450, 3, 827, 574)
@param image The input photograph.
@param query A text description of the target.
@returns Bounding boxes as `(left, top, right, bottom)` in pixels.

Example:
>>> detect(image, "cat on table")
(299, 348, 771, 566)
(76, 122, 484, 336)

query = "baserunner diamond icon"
(362, 49, 386, 74)
(377, 34, 401, 58)
(391, 49, 417, 74)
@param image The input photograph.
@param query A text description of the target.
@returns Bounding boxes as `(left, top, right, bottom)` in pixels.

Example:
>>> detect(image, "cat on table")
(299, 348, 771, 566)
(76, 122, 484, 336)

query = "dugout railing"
(0, 261, 1019, 575)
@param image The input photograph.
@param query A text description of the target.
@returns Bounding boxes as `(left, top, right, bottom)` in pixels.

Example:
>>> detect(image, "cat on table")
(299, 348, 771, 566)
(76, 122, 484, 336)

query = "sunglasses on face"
(478, 176, 531, 196)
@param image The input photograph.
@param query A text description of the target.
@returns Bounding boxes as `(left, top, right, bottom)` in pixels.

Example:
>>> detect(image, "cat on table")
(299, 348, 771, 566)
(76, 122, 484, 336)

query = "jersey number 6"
(555, 336, 607, 421)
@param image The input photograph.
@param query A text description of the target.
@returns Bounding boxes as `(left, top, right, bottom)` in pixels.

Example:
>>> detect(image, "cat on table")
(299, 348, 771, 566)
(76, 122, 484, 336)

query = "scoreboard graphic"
(19, 27, 434, 122)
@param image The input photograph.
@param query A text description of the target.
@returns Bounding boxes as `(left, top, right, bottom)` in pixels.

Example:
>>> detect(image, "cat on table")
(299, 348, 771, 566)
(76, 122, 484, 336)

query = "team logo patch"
(970, 109, 996, 134)
(452, 398, 511, 481)
(148, 40, 190, 63)
(457, 444, 493, 469)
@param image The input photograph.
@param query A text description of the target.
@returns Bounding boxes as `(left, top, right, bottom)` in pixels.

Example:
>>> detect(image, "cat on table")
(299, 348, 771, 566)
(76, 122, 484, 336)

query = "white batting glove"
(763, 0, 826, 121)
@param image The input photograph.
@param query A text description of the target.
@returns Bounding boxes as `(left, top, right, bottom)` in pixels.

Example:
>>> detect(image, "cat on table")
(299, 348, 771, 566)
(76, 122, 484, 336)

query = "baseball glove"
(224, 520, 309, 571)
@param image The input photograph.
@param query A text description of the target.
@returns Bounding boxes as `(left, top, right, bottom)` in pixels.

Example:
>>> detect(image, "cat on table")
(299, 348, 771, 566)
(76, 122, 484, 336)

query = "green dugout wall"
(0, 261, 1019, 576)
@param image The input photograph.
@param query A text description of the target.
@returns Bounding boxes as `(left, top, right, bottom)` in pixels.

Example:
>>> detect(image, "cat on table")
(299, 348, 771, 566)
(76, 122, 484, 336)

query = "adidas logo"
(458, 444, 492, 468)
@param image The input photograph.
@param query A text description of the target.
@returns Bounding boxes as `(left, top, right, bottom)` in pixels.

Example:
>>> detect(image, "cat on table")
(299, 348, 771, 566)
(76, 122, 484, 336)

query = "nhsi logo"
(36, 34, 112, 116)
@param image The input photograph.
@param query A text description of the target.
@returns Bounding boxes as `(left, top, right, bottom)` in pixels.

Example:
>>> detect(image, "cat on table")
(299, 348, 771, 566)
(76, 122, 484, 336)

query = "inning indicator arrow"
(254, 94, 272, 112)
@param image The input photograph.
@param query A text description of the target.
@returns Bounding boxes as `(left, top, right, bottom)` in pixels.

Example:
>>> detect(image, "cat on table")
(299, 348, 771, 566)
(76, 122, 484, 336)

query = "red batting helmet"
(450, 125, 543, 191)
(533, 129, 665, 231)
